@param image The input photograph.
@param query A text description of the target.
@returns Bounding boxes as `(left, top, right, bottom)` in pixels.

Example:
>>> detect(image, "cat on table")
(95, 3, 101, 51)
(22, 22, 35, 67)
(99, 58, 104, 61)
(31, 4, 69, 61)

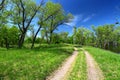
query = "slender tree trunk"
(0, 41, 3, 47)
(31, 26, 41, 49)
(5, 38, 9, 49)
(49, 32, 53, 44)
(108, 42, 110, 49)
(18, 32, 26, 48)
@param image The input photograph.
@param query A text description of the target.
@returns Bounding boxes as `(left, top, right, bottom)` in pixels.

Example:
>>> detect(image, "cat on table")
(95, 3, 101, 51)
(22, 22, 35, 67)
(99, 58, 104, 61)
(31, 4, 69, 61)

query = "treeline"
(25, 32, 71, 44)
(73, 25, 120, 52)
(0, 0, 73, 49)
(1, 0, 120, 52)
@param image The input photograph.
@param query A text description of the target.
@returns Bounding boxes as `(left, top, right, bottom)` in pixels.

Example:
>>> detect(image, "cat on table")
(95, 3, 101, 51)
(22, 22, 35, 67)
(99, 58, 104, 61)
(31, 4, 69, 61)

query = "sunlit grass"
(67, 48, 87, 80)
(84, 46, 120, 80)
(0, 44, 74, 80)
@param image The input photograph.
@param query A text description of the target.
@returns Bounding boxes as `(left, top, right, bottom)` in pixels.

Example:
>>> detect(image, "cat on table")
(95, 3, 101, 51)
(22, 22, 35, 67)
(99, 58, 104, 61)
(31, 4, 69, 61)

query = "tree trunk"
(31, 27, 41, 49)
(5, 38, 9, 49)
(0, 41, 3, 47)
(104, 41, 108, 49)
(18, 32, 26, 48)
(108, 42, 110, 49)
(49, 32, 53, 44)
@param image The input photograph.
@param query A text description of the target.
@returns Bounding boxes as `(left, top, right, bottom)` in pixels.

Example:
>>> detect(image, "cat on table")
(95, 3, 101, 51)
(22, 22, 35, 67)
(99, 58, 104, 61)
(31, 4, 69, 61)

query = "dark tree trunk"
(5, 38, 9, 49)
(18, 32, 26, 48)
(17, 0, 43, 49)
(104, 41, 109, 50)
(31, 26, 41, 49)
(0, 41, 4, 47)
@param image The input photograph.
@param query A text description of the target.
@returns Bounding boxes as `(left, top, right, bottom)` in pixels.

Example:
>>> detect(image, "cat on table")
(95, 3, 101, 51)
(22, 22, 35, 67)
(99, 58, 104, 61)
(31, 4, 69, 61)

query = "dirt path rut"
(84, 50, 104, 80)
(46, 48, 78, 80)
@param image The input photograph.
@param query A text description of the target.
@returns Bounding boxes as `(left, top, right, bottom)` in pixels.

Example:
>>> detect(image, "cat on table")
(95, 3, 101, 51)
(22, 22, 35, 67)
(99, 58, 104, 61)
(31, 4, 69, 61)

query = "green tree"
(0, 0, 10, 28)
(31, 1, 73, 48)
(0, 26, 19, 49)
(31, 1, 62, 48)
(93, 24, 115, 49)
(48, 12, 73, 44)
(42, 2, 73, 44)
(11, 0, 44, 48)
(0, 25, 8, 48)
(59, 32, 69, 43)
(8, 26, 19, 46)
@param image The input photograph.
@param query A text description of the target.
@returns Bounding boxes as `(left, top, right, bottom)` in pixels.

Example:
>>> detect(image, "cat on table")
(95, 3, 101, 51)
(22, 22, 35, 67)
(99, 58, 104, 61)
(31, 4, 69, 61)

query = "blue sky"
(37, 0, 120, 35)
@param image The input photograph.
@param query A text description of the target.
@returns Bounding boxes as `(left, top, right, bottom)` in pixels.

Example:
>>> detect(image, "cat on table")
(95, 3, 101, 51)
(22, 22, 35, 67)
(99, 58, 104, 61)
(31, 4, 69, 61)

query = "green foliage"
(92, 25, 120, 52)
(93, 25, 114, 48)
(52, 32, 69, 44)
(0, 0, 11, 28)
(73, 27, 93, 45)
(73, 25, 120, 52)
(1, 0, 74, 48)
(85, 47, 120, 80)
(39, 1, 73, 44)
(8, 26, 19, 45)
(11, 0, 37, 25)
(44, 1, 62, 16)
(0, 26, 19, 48)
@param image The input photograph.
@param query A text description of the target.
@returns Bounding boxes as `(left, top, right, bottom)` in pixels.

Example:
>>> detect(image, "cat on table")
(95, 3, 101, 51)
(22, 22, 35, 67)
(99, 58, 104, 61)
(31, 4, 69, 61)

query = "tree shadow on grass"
(74, 45, 82, 48)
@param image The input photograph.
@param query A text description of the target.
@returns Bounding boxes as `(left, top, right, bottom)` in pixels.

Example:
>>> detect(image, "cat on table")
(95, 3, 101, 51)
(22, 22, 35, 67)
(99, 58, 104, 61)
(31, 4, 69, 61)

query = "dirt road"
(46, 48, 78, 80)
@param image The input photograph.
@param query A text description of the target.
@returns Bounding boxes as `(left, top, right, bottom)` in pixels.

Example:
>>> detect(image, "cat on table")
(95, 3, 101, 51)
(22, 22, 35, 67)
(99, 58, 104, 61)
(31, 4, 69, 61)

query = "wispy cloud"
(82, 14, 95, 22)
(83, 17, 91, 22)
(65, 14, 83, 27)
(65, 13, 96, 27)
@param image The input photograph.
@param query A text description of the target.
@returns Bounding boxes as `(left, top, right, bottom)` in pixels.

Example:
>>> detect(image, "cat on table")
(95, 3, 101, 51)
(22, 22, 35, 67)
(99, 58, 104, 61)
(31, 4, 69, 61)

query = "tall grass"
(0, 44, 73, 80)
(85, 47, 120, 80)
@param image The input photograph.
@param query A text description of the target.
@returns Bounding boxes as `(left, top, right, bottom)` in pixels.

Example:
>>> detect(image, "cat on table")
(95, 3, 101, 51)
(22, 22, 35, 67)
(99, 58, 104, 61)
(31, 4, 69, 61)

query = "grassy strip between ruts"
(84, 46, 120, 80)
(67, 48, 87, 80)
(0, 44, 74, 80)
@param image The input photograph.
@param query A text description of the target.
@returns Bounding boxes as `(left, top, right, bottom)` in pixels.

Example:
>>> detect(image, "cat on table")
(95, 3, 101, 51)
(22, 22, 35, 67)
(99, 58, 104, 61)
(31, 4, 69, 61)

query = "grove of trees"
(0, 0, 120, 53)
(0, 0, 73, 49)
(73, 25, 120, 52)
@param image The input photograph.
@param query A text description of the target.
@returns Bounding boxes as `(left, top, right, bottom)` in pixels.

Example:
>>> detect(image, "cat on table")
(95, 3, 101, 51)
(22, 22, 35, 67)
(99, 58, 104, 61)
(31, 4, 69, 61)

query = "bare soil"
(84, 51, 104, 80)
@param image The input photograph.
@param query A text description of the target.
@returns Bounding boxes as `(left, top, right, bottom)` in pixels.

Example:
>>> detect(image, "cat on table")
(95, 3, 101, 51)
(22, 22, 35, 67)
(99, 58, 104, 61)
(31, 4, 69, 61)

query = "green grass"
(84, 46, 120, 80)
(0, 44, 74, 80)
(68, 48, 87, 80)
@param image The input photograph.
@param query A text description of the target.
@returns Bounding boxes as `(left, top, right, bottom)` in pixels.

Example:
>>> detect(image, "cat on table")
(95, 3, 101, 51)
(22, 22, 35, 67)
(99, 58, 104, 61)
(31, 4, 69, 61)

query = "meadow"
(0, 44, 74, 80)
(85, 47, 120, 80)
(1, 0, 120, 80)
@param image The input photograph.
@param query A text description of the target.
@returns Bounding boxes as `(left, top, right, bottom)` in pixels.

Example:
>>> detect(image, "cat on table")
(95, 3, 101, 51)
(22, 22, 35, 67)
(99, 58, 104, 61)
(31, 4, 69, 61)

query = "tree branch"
(26, 0, 44, 29)
(18, 23, 23, 32)
(20, 0, 25, 29)
(0, 0, 5, 10)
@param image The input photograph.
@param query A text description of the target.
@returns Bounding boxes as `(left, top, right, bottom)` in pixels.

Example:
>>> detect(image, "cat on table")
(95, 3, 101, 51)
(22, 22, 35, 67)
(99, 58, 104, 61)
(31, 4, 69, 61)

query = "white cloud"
(65, 13, 96, 27)
(83, 17, 91, 22)
(65, 14, 83, 27)
(82, 14, 95, 22)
